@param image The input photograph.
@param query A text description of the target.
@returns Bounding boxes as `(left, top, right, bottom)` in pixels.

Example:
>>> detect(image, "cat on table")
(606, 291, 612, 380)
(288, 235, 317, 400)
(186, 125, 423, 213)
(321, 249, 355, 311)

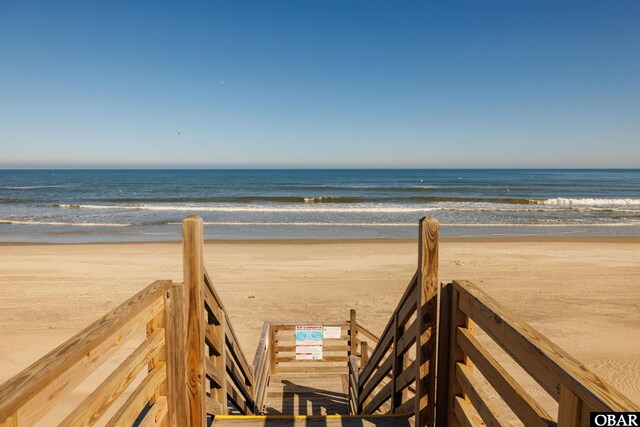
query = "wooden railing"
(352, 217, 438, 426)
(0, 215, 257, 426)
(0, 279, 180, 426)
(181, 216, 256, 419)
(201, 270, 255, 415)
(438, 279, 640, 427)
(251, 313, 367, 414)
(351, 216, 640, 426)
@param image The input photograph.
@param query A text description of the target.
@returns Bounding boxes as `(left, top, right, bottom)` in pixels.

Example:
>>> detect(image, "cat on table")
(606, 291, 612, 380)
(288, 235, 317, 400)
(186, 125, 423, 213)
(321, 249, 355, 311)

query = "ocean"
(1, 169, 639, 242)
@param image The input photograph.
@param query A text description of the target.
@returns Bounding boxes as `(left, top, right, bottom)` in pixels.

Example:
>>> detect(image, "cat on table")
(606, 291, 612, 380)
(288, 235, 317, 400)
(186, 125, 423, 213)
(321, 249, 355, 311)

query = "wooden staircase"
(0, 215, 638, 426)
(213, 415, 412, 427)
(263, 374, 348, 415)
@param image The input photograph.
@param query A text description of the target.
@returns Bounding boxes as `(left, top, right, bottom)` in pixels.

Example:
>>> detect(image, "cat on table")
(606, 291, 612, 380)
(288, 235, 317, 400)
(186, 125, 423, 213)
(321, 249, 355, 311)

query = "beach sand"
(1, 237, 639, 417)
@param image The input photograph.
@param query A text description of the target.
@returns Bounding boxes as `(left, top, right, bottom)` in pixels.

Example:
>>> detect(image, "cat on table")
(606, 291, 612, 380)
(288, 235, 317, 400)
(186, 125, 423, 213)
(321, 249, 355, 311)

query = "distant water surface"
(1, 169, 639, 242)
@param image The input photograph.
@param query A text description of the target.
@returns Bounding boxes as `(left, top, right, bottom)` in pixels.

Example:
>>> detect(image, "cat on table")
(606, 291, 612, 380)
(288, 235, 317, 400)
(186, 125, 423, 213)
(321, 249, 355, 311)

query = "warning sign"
(295, 325, 323, 360)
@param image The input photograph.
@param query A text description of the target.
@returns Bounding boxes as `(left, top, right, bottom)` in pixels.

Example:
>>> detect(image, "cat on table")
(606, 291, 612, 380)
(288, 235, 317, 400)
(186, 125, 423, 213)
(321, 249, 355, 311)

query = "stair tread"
(213, 415, 412, 427)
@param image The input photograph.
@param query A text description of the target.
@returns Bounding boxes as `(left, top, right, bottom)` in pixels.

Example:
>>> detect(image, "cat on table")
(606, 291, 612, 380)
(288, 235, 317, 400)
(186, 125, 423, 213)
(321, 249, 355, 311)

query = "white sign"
(295, 325, 323, 360)
(322, 326, 342, 339)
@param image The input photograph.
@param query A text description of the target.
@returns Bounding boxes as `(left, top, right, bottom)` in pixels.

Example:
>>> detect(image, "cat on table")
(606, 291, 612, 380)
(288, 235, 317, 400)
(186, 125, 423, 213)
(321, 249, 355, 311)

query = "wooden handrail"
(204, 270, 255, 386)
(0, 279, 174, 426)
(350, 215, 638, 426)
(359, 272, 418, 386)
(251, 322, 271, 414)
(348, 356, 360, 414)
(441, 279, 640, 426)
(354, 217, 439, 421)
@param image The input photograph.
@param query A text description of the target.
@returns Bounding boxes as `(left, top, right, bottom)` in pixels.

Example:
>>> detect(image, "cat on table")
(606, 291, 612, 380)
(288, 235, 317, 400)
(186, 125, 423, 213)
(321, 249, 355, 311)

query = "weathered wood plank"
(393, 395, 415, 415)
(269, 326, 277, 375)
(138, 396, 168, 427)
(456, 327, 553, 427)
(349, 356, 360, 414)
(359, 273, 418, 385)
(453, 395, 485, 427)
(226, 350, 254, 410)
(206, 357, 224, 389)
(227, 379, 250, 415)
(416, 216, 439, 427)
(435, 282, 453, 427)
(0, 413, 17, 427)
(446, 286, 475, 427)
(204, 286, 223, 326)
(356, 324, 380, 344)
(183, 216, 206, 424)
(455, 362, 507, 427)
(146, 310, 165, 406)
(11, 285, 167, 425)
(362, 380, 393, 415)
(204, 268, 258, 387)
(252, 322, 271, 414)
(557, 383, 581, 427)
(359, 355, 393, 406)
(206, 399, 224, 416)
(60, 329, 165, 426)
(105, 362, 167, 427)
(0, 280, 170, 423)
(360, 330, 394, 386)
(165, 282, 188, 426)
(361, 341, 369, 367)
(394, 360, 416, 395)
(455, 279, 640, 412)
(226, 327, 255, 386)
(350, 309, 358, 356)
(205, 324, 223, 356)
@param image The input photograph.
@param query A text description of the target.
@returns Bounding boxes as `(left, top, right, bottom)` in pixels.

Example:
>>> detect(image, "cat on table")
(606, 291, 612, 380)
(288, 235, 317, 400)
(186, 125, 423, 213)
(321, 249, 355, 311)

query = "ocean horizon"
(1, 168, 639, 243)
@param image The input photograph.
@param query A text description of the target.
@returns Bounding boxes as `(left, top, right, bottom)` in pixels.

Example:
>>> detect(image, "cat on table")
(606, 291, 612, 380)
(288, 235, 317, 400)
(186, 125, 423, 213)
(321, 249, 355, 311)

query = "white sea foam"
(540, 198, 640, 206)
(1, 219, 130, 227)
(57, 202, 640, 214)
(0, 185, 64, 190)
(58, 203, 445, 213)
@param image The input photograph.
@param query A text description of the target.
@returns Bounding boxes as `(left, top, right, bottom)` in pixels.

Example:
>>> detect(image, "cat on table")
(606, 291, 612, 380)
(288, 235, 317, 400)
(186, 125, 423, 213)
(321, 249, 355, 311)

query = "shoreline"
(2, 235, 640, 246)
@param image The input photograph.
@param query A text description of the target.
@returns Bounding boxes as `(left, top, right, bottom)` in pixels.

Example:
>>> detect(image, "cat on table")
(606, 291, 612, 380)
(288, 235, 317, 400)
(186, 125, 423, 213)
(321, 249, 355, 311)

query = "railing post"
(557, 384, 581, 426)
(435, 282, 452, 427)
(391, 313, 401, 412)
(165, 282, 188, 426)
(216, 315, 229, 414)
(183, 215, 206, 426)
(415, 216, 439, 427)
(360, 341, 368, 367)
(445, 282, 475, 427)
(349, 309, 358, 356)
(268, 324, 276, 374)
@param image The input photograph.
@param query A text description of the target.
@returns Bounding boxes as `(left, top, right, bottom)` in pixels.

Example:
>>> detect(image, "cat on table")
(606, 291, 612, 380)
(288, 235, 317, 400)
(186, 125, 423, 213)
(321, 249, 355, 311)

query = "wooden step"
(212, 415, 412, 427)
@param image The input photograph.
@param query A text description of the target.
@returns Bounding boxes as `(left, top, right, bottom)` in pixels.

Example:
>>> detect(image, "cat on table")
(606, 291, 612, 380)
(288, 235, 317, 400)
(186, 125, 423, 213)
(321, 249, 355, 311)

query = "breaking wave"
(540, 198, 640, 206)
(0, 219, 130, 227)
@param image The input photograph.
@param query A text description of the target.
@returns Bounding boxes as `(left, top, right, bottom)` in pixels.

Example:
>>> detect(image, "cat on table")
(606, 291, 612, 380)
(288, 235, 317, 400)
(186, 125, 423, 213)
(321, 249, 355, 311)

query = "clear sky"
(1, 1, 639, 168)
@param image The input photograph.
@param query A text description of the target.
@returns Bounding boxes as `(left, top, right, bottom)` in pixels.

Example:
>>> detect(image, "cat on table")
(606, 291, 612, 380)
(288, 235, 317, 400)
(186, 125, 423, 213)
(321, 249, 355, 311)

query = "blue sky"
(0, 1, 639, 168)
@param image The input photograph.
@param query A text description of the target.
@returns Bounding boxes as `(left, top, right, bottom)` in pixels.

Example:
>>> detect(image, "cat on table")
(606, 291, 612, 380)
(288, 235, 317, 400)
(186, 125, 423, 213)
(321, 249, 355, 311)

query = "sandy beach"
(1, 237, 639, 412)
